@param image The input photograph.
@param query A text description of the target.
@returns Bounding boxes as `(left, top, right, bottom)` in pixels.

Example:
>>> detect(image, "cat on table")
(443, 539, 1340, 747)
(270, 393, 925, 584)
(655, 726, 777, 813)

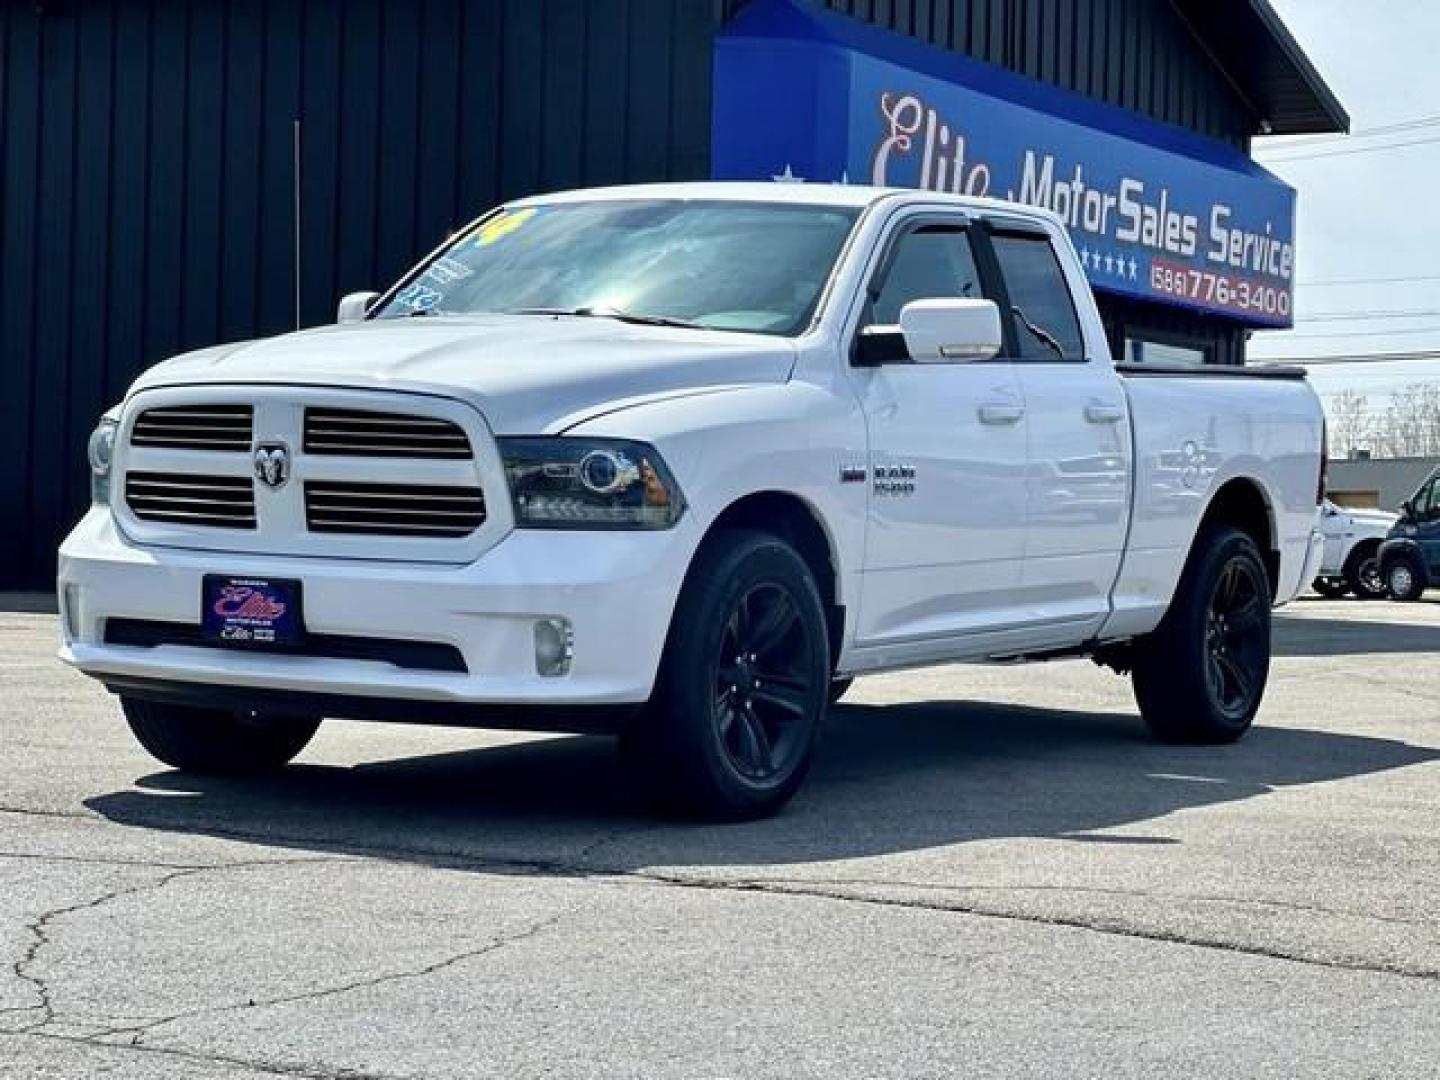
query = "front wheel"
(1386, 557, 1427, 602)
(122, 697, 321, 774)
(1132, 525, 1271, 744)
(624, 530, 829, 821)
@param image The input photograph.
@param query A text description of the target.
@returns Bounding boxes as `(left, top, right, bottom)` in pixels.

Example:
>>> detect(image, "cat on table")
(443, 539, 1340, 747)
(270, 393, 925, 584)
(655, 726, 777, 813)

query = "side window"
(869, 225, 983, 326)
(990, 232, 1086, 361)
(1417, 480, 1440, 522)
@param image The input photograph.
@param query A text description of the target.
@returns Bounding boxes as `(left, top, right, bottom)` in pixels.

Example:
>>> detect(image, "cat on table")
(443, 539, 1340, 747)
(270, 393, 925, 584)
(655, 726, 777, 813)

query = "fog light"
(534, 618, 573, 678)
(60, 583, 81, 641)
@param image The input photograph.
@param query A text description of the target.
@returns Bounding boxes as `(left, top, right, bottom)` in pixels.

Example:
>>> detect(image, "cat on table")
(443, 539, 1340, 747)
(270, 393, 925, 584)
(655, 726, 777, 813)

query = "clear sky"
(1249, 0, 1440, 407)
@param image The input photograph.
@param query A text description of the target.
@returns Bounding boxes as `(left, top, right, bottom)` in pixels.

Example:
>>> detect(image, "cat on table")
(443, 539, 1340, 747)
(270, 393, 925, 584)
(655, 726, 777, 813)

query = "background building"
(0, 0, 1346, 589)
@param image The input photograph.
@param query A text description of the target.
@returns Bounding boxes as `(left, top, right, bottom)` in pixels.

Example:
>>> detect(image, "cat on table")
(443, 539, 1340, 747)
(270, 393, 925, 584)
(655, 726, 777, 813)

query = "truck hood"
(131, 316, 797, 434)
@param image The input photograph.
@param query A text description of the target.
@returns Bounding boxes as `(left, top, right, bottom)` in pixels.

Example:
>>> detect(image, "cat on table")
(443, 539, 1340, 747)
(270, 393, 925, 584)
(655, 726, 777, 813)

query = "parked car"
(1379, 468, 1440, 601)
(1312, 499, 1396, 599)
(58, 183, 1327, 819)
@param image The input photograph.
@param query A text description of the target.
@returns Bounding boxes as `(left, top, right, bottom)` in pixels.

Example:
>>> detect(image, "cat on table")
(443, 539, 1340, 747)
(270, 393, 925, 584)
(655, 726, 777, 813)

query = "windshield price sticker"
(469, 207, 538, 248)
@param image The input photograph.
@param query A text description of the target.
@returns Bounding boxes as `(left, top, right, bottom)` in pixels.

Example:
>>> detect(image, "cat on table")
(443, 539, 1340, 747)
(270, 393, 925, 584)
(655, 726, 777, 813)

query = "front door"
(848, 215, 1029, 656)
(1409, 476, 1440, 578)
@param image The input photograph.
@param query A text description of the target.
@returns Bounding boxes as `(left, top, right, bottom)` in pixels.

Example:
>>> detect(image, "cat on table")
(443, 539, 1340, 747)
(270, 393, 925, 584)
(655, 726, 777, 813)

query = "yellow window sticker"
(470, 207, 538, 248)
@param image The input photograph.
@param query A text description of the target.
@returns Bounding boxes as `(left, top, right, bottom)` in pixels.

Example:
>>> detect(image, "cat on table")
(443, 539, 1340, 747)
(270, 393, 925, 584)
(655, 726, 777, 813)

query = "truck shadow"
(1274, 615, 1440, 657)
(83, 698, 1438, 870)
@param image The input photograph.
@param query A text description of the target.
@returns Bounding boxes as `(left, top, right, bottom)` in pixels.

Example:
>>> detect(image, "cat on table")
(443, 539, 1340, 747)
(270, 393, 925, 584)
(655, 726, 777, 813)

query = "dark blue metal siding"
(1, 0, 1250, 587)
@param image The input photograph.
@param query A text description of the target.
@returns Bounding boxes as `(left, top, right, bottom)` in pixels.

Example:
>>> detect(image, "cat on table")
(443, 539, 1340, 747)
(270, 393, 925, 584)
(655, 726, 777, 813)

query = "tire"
(121, 697, 321, 774)
(1311, 578, 1349, 599)
(1385, 556, 1427, 602)
(828, 677, 854, 705)
(1344, 543, 1387, 600)
(1132, 525, 1271, 744)
(623, 529, 829, 821)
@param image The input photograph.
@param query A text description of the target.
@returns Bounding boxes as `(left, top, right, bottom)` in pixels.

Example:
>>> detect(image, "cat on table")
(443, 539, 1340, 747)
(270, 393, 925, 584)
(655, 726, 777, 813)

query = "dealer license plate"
(201, 576, 303, 648)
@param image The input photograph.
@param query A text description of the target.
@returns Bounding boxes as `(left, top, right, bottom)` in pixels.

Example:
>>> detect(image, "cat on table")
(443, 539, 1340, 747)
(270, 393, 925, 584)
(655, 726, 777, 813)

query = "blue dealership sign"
(712, 0, 1298, 328)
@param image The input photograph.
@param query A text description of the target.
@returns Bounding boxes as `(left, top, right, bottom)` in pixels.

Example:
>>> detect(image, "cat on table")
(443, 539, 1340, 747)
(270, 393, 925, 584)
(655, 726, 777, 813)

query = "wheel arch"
(1199, 477, 1279, 597)
(696, 491, 845, 670)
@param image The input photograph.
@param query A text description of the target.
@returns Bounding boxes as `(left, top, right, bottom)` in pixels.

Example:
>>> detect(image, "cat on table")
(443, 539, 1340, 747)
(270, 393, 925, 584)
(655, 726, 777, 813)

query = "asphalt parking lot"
(3, 597, 1440, 1078)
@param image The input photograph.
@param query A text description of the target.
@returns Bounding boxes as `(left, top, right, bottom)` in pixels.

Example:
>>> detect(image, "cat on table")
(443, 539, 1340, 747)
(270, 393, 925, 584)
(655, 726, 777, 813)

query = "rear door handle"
(979, 403, 1025, 426)
(1085, 402, 1125, 424)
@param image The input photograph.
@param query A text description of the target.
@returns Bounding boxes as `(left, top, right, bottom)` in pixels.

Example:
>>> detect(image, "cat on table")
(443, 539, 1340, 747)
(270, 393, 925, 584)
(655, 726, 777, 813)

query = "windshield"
(373, 199, 860, 335)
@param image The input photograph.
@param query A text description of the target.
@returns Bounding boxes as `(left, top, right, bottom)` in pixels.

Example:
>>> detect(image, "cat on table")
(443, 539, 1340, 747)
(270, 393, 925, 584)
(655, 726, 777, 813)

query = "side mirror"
(898, 298, 1003, 363)
(1401, 500, 1416, 520)
(337, 290, 380, 324)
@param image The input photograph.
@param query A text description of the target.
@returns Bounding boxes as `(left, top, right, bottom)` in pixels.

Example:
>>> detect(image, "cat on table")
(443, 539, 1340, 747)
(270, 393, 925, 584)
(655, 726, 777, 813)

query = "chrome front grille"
(125, 472, 257, 529)
(305, 481, 487, 537)
(303, 408, 472, 459)
(118, 389, 499, 561)
(131, 404, 253, 451)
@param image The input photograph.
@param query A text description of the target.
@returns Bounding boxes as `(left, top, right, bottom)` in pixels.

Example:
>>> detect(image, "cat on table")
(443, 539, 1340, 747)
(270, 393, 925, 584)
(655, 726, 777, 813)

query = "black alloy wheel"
(713, 583, 817, 782)
(1132, 524, 1271, 744)
(623, 529, 829, 820)
(1203, 557, 1269, 722)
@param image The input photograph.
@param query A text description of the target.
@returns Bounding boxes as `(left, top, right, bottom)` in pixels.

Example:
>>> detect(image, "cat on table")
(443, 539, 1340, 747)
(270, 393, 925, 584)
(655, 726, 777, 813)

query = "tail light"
(1317, 418, 1329, 504)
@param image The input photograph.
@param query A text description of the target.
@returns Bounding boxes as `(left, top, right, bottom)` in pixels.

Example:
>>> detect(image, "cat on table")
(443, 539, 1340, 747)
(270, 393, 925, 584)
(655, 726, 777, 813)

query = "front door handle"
(979, 402, 1025, 426)
(1085, 402, 1125, 424)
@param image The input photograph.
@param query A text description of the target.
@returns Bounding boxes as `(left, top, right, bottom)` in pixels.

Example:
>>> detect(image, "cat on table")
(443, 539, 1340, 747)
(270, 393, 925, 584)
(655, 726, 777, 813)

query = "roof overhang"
(1175, 0, 1350, 135)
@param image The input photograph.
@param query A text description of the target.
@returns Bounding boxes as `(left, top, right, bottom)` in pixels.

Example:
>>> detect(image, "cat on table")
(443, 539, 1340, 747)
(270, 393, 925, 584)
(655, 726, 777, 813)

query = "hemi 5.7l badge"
(873, 464, 916, 496)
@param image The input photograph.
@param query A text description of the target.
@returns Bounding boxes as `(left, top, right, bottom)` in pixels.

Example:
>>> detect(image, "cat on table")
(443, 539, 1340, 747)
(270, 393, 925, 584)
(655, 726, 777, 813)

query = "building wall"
(1329, 457, 1440, 513)
(1, 0, 1259, 587)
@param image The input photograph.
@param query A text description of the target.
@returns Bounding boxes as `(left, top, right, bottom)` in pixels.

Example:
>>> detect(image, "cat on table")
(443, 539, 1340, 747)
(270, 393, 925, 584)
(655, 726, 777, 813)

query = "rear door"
(846, 212, 1030, 653)
(987, 225, 1131, 640)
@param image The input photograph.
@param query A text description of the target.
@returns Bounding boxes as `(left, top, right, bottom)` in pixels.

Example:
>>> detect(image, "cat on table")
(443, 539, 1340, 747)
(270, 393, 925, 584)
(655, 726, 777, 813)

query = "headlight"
(87, 416, 120, 505)
(499, 437, 685, 529)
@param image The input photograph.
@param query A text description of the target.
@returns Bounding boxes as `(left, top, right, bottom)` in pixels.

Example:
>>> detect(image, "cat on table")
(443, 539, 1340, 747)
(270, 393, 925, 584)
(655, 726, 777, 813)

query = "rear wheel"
(1311, 578, 1349, 599)
(623, 530, 829, 821)
(1386, 556, 1426, 601)
(1132, 525, 1271, 744)
(121, 697, 321, 774)
(1344, 544, 1387, 600)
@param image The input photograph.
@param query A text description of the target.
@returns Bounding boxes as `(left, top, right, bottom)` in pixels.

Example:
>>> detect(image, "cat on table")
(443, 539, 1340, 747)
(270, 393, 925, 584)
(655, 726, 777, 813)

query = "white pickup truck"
(60, 183, 1326, 819)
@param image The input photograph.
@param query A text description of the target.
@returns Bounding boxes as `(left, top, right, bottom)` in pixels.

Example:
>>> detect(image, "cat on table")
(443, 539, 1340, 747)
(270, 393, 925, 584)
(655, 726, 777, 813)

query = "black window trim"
(850, 212, 1013, 367)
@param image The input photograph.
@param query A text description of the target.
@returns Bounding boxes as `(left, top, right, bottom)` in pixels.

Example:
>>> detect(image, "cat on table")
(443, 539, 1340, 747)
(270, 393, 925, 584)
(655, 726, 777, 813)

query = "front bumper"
(59, 509, 696, 719)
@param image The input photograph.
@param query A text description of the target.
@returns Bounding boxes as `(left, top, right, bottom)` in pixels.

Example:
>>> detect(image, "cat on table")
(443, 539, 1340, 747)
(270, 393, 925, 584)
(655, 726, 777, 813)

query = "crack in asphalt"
(7, 857, 354, 1036)
(23, 807, 1437, 986)
(615, 870, 1440, 982)
(92, 910, 569, 1047)
(5, 1028, 400, 1080)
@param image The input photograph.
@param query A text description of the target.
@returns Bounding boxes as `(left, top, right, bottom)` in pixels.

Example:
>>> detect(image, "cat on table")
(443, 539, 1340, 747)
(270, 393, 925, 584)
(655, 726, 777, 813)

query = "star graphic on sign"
(1104, 254, 1114, 274)
(772, 164, 806, 184)
(1079, 246, 1092, 269)
(1128, 257, 1138, 280)
(1114, 256, 1128, 278)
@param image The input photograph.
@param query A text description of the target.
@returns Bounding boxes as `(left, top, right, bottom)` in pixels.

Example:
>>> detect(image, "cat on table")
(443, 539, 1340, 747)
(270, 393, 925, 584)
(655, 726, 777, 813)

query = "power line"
(1249, 350, 1440, 366)
(1298, 273, 1440, 288)
(1268, 325, 1440, 341)
(1294, 308, 1440, 323)
(1256, 113, 1440, 150)
(1258, 132, 1440, 163)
